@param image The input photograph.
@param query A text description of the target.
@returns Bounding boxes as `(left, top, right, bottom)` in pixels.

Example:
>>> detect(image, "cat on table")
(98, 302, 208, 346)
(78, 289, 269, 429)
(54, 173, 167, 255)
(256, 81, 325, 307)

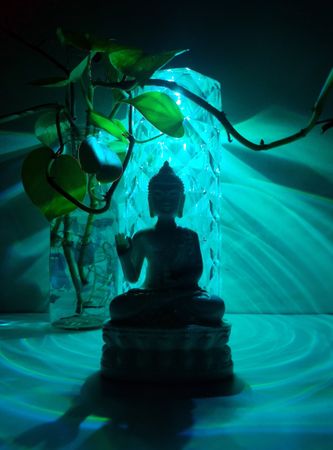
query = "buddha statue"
(109, 161, 225, 327)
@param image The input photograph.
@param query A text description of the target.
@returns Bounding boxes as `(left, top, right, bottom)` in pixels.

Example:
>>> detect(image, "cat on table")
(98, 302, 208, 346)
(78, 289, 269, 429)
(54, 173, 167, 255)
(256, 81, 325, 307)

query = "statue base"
(101, 321, 233, 382)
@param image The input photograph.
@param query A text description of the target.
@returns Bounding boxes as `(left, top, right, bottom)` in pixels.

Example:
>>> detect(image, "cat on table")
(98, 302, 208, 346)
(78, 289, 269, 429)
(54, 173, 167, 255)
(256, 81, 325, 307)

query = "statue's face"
(150, 185, 183, 218)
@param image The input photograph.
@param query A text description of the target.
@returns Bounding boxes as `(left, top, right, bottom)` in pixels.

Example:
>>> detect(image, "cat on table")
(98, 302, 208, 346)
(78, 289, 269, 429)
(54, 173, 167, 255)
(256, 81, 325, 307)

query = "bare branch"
(2, 27, 70, 76)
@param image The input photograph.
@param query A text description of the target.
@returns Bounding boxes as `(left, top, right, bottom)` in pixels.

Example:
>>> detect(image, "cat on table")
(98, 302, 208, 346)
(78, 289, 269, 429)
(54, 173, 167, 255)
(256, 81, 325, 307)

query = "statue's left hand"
(115, 233, 131, 255)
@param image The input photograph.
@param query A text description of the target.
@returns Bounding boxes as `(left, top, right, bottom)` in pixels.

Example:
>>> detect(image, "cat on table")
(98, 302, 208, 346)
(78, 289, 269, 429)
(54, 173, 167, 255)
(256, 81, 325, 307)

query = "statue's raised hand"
(115, 233, 131, 255)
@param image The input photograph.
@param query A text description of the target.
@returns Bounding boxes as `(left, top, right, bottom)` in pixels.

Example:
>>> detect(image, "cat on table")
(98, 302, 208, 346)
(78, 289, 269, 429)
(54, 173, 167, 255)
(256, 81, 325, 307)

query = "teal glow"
(0, 314, 332, 449)
(117, 68, 224, 298)
(1, 78, 332, 315)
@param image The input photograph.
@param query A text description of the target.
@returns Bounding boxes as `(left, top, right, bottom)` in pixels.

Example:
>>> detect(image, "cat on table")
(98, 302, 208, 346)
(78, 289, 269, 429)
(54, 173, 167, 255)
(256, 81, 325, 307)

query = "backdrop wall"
(1, 107, 332, 313)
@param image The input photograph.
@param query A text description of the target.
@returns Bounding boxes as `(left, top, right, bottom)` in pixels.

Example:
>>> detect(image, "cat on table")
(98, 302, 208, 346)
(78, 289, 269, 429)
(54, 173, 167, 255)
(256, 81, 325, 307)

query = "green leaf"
(34, 111, 70, 149)
(105, 140, 128, 163)
(103, 54, 122, 83)
(56, 28, 125, 52)
(112, 119, 128, 135)
(313, 67, 333, 117)
(109, 48, 143, 74)
(90, 111, 129, 141)
(29, 77, 70, 88)
(29, 56, 89, 88)
(21, 147, 86, 220)
(124, 92, 185, 138)
(110, 48, 188, 81)
(30, 57, 91, 88)
(69, 56, 90, 82)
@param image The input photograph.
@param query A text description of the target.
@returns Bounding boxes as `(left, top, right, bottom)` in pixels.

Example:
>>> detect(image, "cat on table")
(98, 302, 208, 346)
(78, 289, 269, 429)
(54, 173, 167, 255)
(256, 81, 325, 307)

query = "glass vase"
(115, 68, 225, 296)
(49, 130, 120, 330)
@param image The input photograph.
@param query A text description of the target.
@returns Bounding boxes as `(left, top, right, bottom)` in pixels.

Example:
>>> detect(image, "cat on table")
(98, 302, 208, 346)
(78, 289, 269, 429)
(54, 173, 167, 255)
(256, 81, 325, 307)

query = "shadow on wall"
(221, 108, 333, 313)
(0, 134, 49, 312)
(224, 142, 333, 200)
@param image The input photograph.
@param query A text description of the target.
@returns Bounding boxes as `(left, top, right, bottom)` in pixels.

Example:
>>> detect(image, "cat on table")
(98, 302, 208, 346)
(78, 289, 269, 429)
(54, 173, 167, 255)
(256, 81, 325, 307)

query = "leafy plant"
(1, 27, 332, 323)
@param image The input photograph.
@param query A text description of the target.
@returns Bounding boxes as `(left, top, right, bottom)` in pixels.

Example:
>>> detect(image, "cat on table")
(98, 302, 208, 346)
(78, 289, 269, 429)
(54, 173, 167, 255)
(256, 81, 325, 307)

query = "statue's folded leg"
(109, 290, 151, 322)
(110, 289, 225, 326)
(109, 290, 179, 324)
(174, 294, 225, 325)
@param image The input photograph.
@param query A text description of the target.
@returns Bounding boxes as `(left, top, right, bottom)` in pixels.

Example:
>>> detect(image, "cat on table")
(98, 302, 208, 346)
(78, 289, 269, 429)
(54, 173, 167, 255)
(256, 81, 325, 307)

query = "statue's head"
(148, 161, 185, 218)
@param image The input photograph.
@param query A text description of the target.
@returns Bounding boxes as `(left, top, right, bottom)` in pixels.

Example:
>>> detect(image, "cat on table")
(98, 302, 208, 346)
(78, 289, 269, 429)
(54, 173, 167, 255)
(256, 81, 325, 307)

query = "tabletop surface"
(0, 313, 332, 449)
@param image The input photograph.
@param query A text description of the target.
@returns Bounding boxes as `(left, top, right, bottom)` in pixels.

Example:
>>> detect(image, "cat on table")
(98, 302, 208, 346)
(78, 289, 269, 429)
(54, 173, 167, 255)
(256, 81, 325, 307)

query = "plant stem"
(87, 52, 95, 107)
(80, 78, 93, 111)
(77, 212, 95, 285)
(69, 83, 76, 121)
(78, 175, 98, 284)
(134, 132, 164, 144)
(93, 75, 332, 151)
(61, 215, 84, 314)
(76, 63, 98, 284)
(2, 27, 70, 76)
(59, 84, 83, 315)
(50, 216, 63, 245)
(108, 103, 120, 120)
(143, 79, 315, 151)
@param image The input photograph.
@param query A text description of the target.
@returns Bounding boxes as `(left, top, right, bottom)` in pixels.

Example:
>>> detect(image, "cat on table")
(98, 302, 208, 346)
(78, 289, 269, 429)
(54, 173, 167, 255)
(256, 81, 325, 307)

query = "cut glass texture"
(116, 68, 225, 296)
